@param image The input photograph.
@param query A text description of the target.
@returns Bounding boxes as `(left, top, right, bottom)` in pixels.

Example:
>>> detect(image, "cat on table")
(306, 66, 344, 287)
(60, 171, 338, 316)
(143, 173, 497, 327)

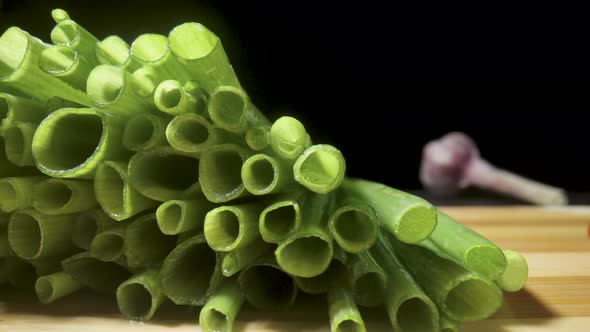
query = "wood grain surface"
(1, 206, 589, 331)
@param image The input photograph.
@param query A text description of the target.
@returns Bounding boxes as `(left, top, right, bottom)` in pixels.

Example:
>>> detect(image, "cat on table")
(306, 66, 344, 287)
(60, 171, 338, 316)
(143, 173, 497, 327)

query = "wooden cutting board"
(1, 206, 589, 332)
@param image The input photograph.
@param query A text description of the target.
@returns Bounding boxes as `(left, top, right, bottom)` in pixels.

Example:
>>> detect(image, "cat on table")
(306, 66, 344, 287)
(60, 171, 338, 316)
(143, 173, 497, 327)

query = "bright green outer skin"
(40, 45, 93, 90)
(327, 288, 367, 332)
(123, 213, 178, 269)
(0, 176, 45, 212)
(199, 279, 244, 332)
(0, 27, 90, 105)
(35, 271, 82, 304)
(32, 107, 130, 179)
(349, 250, 387, 307)
(199, 143, 251, 203)
(156, 199, 216, 235)
(340, 178, 437, 244)
(221, 240, 272, 277)
(94, 161, 158, 221)
(204, 202, 263, 252)
(89, 224, 127, 262)
(0, 92, 47, 129)
(154, 79, 198, 115)
(50, 18, 99, 66)
(160, 234, 222, 306)
(389, 235, 503, 322)
(428, 212, 507, 280)
(116, 269, 166, 321)
(168, 23, 240, 94)
(32, 178, 97, 215)
(8, 209, 77, 260)
(61, 251, 131, 295)
(2, 122, 37, 166)
(371, 234, 440, 332)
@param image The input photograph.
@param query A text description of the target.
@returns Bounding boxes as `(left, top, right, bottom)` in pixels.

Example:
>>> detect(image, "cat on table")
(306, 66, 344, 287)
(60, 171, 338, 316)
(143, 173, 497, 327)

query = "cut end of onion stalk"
(464, 244, 507, 281)
(165, 113, 214, 153)
(393, 296, 439, 332)
(238, 262, 298, 310)
(496, 249, 528, 292)
(443, 275, 503, 322)
(87, 65, 125, 107)
(116, 269, 165, 321)
(275, 233, 333, 278)
(0, 27, 28, 80)
(259, 199, 301, 243)
(95, 36, 132, 67)
(394, 204, 437, 244)
(352, 270, 386, 307)
(3, 122, 36, 166)
(270, 116, 308, 160)
(241, 154, 281, 195)
(89, 230, 124, 262)
(245, 125, 269, 151)
(329, 205, 378, 253)
(131, 34, 169, 64)
(293, 144, 346, 194)
(208, 86, 248, 132)
(168, 23, 218, 61)
(39, 45, 77, 74)
(199, 144, 249, 203)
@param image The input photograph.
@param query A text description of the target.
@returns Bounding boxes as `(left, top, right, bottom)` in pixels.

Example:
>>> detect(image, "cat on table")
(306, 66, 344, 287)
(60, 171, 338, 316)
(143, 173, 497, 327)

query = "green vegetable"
(496, 249, 528, 292)
(204, 202, 263, 251)
(154, 79, 199, 115)
(349, 251, 387, 307)
(241, 153, 297, 195)
(87, 65, 151, 114)
(258, 195, 302, 243)
(221, 239, 272, 277)
(293, 145, 346, 194)
(116, 269, 165, 320)
(50, 9, 98, 66)
(61, 251, 131, 295)
(294, 246, 349, 294)
(165, 113, 230, 153)
(72, 209, 115, 250)
(328, 191, 378, 253)
(199, 278, 244, 332)
(327, 287, 367, 332)
(35, 271, 83, 304)
(95, 35, 141, 70)
(2, 122, 37, 166)
(156, 199, 216, 235)
(131, 34, 190, 82)
(123, 113, 170, 151)
(269, 116, 309, 160)
(39, 45, 93, 90)
(0, 176, 44, 212)
(207, 86, 269, 133)
(0, 93, 47, 128)
(89, 225, 126, 262)
(199, 143, 251, 202)
(33, 178, 96, 215)
(124, 213, 177, 268)
(4, 256, 36, 288)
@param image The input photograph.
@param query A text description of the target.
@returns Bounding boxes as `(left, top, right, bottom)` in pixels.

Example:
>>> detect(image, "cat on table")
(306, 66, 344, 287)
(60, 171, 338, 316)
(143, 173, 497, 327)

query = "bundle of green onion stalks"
(0, 9, 528, 332)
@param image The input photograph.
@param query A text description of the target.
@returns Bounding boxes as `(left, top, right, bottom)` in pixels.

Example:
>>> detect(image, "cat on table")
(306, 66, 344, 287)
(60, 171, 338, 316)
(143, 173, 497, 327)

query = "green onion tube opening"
(128, 147, 201, 201)
(270, 116, 309, 160)
(8, 209, 76, 260)
(204, 203, 262, 251)
(245, 125, 270, 151)
(327, 288, 367, 332)
(39, 45, 93, 90)
(0, 137, 40, 178)
(293, 145, 346, 194)
(2, 122, 36, 166)
(168, 23, 240, 93)
(199, 143, 251, 203)
(50, 10, 99, 65)
(124, 213, 178, 268)
(116, 269, 165, 321)
(156, 199, 215, 235)
(4, 256, 36, 288)
(61, 252, 131, 295)
(371, 236, 439, 332)
(183, 80, 209, 114)
(123, 113, 170, 151)
(390, 236, 503, 322)
(32, 107, 130, 179)
(259, 197, 301, 244)
(72, 209, 115, 250)
(95, 35, 141, 71)
(33, 178, 96, 215)
(0, 27, 90, 105)
(496, 249, 528, 292)
(131, 66, 161, 102)
(341, 179, 437, 244)
(0, 93, 47, 128)
(430, 212, 507, 280)
(166, 113, 228, 153)
(89, 225, 126, 262)
(154, 79, 198, 115)
(199, 279, 245, 332)
(95, 161, 158, 221)
(130, 34, 190, 82)
(221, 240, 272, 277)
(160, 234, 221, 305)
(295, 247, 348, 294)
(328, 202, 378, 254)
(241, 153, 297, 195)
(87, 65, 152, 114)
(35, 271, 83, 304)
(207, 86, 269, 133)
(350, 251, 387, 307)
(0, 176, 44, 212)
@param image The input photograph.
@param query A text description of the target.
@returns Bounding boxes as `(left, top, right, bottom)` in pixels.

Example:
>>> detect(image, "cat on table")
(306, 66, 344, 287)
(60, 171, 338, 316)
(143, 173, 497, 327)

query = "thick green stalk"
(131, 66, 161, 103)
(72, 209, 116, 249)
(0, 93, 47, 128)
(241, 153, 298, 195)
(221, 240, 272, 277)
(207, 86, 270, 133)
(156, 199, 216, 235)
(2, 122, 37, 166)
(8, 209, 76, 260)
(89, 225, 127, 262)
(199, 143, 251, 203)
(0, 176, 45, 212)
(124, 213, 178, 269)
(0, 138, 39, 177)
(199, 278, 245, 332)
(128, 146, 201, 201)
(275, 193, 334, 277)
(155, 79, 201, 115)
(293, 145, 346, 194)
(245, 125, 270, 151)
(168, 23, 240, 93)
(237, 254, 298, 310)
(4, 256, 36, 288)
(32, 178, 96, 215)
(61, 251, 131, 295)
(32, 107, 130, 178)
(328, 288, 367, 332)
(349, 251, 387, 307)
(95, 35, 141, 71)
(341, 178, 437, 244)
(130, 34, 190, 82)
(204, 202, 263, 251)
(389, 235, 503, 322)
(328, 190, 378, 253)
(496, 249, 528, 292)
(160, 234, 222, 305)
(270, 116, 309, 160)
(294, 247, 349, 294)
(116, 269, 166, 320)
(39, 45, 93, 90)
(0, 27, 90, 105)
(165, 113, 234, 153)
(258, 195, 302, 243)
(95, 161, 158, 221)
(50, 9, 98, 65)
(371, 235, 440, 332)
(429, 212, 507, 280)
(35, 271, 83, 304)
(123, 113, 170, 151)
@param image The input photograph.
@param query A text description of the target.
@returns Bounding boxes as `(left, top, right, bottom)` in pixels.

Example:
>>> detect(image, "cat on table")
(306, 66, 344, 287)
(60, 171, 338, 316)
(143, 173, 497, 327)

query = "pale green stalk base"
(199, 279, 244, 332)
(124, 214, 178, 268)
(204, 203, 262, 251)
(35, 271, 82, 304)
(496, 249, 528, 292)
(328, 288, 366, 332)
(33, 178, 96, 215)
(293, 145, 346, 194)
(116, 269, 165, 321)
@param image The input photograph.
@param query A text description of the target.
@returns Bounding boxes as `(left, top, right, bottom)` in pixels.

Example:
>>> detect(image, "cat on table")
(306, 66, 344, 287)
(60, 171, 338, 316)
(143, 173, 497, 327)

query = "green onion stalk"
(116, 269, 166, 320)
(35, 271, 83, 304)
(207, 85, 270, 134)
(123, 112, 171, 151)
(221, 239, 272, 277)
(95, 35, 141, 71)
(89, 224, 127, 262)
(72, 209, 116, 250)
(50, 9, 99, 66)
(2, 122, 37, 166)
(294, 246, 349, 294)
(496, 249, 528, 292)
(199, 143, 252, 203)
(258, 194, 303, 244)
(241, 153, 299, 195)
(156, 199, 216, 235)
(39, 45, 94, 90)
(0, 92, 47, 129)
(124, 213, 178, 269)
(0, 176, 45, 212)
(61, 251, 131, 295)
(130, 34, 190, 82)
(4, 256, 36, 288)
(165, 113, 237, 153)
(32, 178, 97, 215)
(328, 287, 367, 332)
(204, 202, 264, 251)
(0, 137, 39, 177)
(293, 144, 346, 194)
(349, 251, 387, 307)
(199, 278, 244, 332)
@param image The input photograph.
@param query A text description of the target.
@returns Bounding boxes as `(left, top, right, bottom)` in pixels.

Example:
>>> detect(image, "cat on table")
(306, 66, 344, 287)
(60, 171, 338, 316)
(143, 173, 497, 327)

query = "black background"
(1, 0, 589, 192)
